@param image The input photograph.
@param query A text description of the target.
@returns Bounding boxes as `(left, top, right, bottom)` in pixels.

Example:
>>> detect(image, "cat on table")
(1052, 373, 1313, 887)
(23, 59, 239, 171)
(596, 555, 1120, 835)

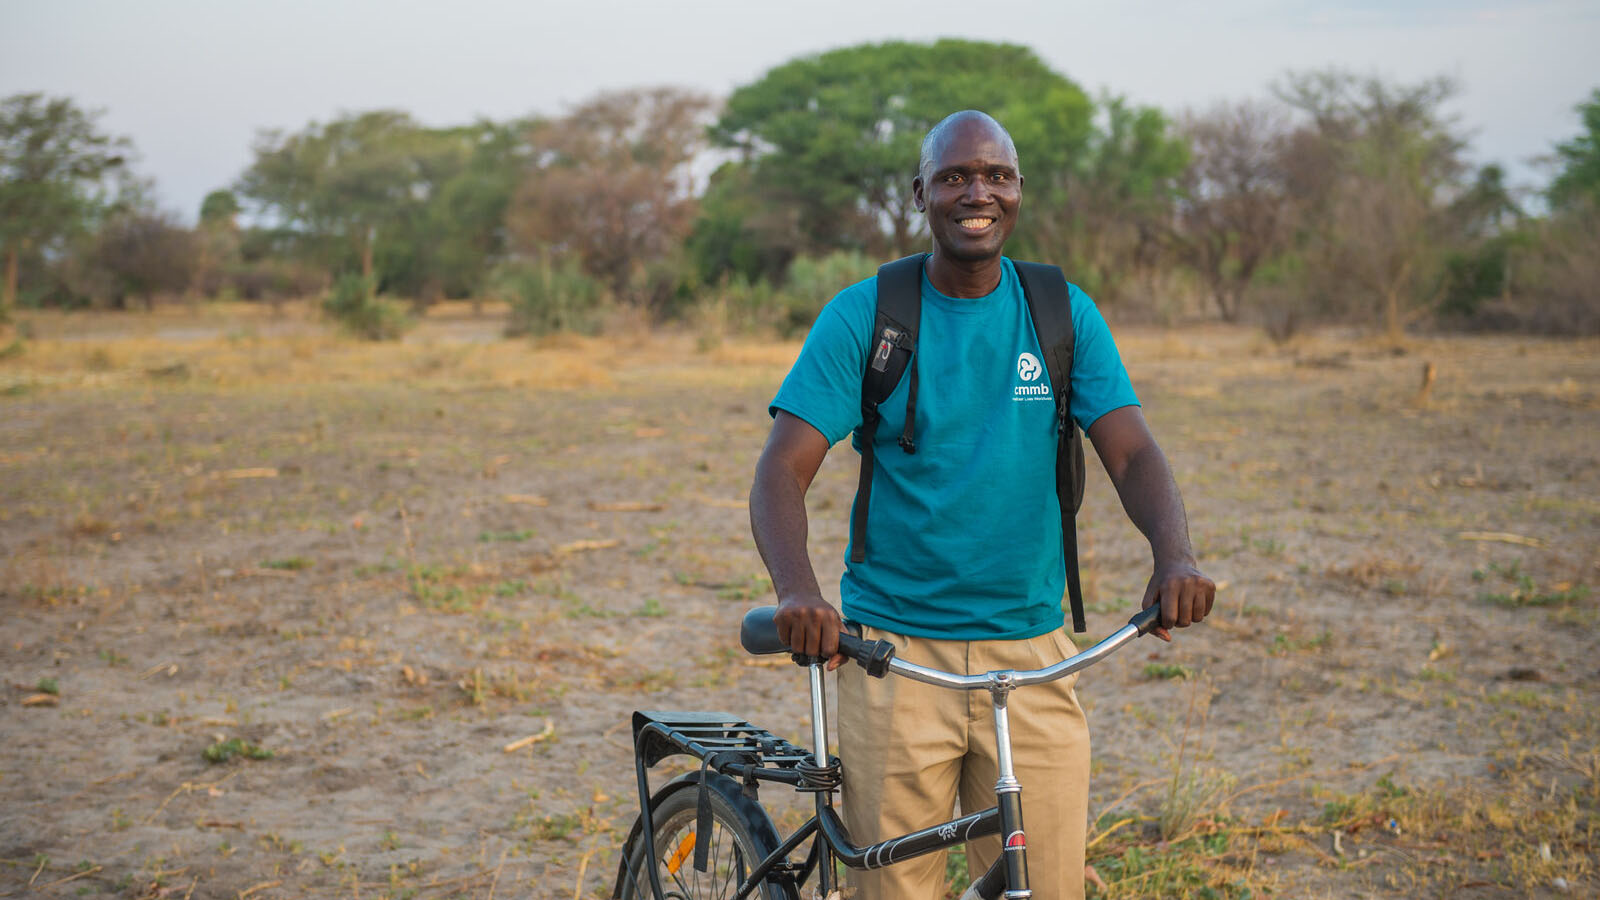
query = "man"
(749, 110, 1214, 900)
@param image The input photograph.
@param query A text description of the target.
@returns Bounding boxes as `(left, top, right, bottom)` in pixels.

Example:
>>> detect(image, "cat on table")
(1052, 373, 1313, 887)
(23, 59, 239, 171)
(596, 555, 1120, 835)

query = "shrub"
(779, 251, 876, 337)
(321, 274, 413, 340)
(496, 259, 606, 337)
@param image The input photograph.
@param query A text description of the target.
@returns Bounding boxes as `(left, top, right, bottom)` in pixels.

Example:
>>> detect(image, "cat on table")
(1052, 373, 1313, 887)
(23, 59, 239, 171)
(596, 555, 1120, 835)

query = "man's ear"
(912, 176, 926, 212)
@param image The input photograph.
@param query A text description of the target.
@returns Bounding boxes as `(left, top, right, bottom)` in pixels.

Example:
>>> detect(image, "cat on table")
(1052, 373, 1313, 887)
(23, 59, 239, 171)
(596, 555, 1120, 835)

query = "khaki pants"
(837, 626, 1089, 900)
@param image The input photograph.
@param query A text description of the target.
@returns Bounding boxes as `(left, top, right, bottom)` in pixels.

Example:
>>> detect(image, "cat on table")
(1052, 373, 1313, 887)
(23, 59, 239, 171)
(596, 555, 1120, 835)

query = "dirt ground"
(1, 304, 1596, 899)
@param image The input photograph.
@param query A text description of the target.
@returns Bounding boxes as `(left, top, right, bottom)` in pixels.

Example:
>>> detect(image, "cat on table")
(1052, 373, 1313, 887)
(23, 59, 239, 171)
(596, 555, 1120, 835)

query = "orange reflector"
(665, 831, 697, 875)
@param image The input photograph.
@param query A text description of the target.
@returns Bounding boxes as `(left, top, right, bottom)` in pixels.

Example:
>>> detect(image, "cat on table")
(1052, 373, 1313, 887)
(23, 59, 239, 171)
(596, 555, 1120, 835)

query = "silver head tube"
(808, 663, 829, 759)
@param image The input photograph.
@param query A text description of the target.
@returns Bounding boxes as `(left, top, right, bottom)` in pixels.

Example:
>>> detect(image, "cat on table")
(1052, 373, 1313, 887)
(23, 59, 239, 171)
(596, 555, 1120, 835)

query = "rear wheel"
(617, 776, 789, 900)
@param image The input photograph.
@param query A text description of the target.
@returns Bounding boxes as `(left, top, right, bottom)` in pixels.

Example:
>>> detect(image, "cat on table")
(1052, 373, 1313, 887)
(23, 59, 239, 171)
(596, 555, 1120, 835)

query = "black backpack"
(850, 253, 1089, 633)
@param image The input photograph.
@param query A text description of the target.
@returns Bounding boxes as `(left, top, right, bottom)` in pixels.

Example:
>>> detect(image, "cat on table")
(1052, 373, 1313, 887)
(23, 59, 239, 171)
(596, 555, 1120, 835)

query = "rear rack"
(631, 710, 828, 788)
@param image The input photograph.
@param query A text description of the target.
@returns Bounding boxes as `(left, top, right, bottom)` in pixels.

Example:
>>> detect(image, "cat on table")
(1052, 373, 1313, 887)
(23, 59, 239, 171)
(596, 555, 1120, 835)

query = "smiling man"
(750, 110, 1214, 899)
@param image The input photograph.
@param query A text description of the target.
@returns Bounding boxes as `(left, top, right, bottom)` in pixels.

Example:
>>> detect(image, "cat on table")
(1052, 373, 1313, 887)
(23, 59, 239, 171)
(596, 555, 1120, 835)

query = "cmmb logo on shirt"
(1014, 352, 1051, 400)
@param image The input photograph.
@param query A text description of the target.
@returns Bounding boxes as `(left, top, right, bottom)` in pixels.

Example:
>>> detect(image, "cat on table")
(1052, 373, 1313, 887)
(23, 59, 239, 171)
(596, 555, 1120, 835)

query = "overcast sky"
(5, 0, 1597, 220)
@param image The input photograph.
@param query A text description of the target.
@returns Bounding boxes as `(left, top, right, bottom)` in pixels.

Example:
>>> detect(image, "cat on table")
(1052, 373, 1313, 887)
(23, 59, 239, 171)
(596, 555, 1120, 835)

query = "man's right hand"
(773, 594, 845, 668)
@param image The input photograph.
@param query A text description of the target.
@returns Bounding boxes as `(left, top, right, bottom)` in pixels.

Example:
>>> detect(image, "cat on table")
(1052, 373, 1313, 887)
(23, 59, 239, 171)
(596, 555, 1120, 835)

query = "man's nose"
(964, 177, 994, 204)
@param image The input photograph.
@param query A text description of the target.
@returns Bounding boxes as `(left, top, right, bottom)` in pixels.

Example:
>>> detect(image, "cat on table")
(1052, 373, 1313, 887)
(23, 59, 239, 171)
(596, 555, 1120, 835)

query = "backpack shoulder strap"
(1014, 261, 1088, 633)
(850, 253, 926, 564)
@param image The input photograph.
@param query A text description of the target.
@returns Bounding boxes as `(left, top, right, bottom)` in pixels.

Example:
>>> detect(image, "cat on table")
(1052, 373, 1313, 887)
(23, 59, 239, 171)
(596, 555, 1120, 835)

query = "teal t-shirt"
(770, 258, 1139, 641)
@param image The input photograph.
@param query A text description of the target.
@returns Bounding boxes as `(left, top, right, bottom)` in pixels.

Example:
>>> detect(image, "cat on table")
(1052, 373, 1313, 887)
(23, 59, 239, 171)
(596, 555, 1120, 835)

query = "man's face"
(913, 119, 1022, 263)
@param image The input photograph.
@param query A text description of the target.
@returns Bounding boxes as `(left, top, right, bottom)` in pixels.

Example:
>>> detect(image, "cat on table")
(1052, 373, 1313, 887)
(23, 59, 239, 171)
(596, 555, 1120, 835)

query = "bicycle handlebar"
(738, 607, 898, 676)
(739, 604, 1164, 685)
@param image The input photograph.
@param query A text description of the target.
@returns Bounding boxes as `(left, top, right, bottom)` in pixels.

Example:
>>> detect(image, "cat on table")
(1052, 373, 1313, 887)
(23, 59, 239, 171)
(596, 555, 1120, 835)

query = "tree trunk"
(2, 246, 17, 323)
(1384, 288, 1403, 343)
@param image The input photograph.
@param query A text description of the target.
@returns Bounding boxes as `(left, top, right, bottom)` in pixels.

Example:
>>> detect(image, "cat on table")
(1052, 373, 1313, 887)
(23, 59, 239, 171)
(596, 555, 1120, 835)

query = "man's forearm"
(749, 455, 824, 602)
(1109, 442, 1196, 568)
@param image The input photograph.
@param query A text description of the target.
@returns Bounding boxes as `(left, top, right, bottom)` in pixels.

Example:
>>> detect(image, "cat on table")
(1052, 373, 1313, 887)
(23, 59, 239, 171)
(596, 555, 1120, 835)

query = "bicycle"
(611, 603, 1164, 900)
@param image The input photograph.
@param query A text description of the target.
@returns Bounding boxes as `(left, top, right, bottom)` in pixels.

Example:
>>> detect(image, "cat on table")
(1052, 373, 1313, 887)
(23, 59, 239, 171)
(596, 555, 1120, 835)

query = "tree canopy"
(1547, 88, 1600, 212)
(706, 40, 1094, 266)
(0, 93, 129, 317)
(237, 110, 428, 283)
(506, 87, 713, 306)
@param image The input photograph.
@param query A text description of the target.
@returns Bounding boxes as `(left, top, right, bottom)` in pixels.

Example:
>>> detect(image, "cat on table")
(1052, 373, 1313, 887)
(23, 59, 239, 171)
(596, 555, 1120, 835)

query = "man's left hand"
(1141, 562, 1215, 642)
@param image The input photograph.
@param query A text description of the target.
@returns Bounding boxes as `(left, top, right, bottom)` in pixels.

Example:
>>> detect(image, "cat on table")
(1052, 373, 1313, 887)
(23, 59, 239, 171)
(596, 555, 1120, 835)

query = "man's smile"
(957, 216, 996, 231)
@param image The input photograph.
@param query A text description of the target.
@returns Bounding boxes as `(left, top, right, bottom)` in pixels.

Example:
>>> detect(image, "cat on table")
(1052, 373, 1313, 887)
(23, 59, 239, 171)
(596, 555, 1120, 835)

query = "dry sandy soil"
(1, 304, 1596, 899)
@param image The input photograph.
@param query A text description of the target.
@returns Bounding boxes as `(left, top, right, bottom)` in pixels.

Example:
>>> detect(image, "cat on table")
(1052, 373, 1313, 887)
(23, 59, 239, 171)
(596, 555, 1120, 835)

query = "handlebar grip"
(1130, 604, 1163, 636)
(837, 631, 896, 678)
(740, 606, 788, 655)
(739, 606, 896, 676)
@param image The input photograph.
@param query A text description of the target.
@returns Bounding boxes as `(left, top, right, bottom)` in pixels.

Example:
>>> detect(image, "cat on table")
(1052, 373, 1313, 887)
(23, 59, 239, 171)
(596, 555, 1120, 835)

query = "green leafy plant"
(203, 738, 274, 764)
(496, 259, 605, 337)
(1143, 663, 1194, 681)
(322, 274, 412, 341)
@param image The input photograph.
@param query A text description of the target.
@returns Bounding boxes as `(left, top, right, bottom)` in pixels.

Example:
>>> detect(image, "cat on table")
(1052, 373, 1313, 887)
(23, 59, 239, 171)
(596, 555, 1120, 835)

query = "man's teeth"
(958, 218, 994, 228)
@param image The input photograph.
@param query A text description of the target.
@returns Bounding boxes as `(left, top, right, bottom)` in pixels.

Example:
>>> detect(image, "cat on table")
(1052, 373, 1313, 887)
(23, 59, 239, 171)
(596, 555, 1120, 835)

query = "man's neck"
(925, 251, 1004, 299)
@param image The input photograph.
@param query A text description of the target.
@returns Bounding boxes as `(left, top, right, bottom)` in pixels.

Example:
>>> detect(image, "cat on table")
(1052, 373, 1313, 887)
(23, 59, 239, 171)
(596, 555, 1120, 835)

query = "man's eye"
(944, 174, 963, 185)
(991, 172, 1009, 182)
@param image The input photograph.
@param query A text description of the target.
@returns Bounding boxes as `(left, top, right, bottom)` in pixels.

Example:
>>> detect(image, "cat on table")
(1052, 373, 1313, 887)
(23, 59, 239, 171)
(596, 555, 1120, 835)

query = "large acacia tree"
(705, 40, 1095, 265)
(0, 93, 128, 320)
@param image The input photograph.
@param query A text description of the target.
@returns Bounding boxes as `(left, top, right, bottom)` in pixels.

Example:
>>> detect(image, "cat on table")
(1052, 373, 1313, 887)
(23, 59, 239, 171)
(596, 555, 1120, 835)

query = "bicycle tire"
(616, 775, 791, 900)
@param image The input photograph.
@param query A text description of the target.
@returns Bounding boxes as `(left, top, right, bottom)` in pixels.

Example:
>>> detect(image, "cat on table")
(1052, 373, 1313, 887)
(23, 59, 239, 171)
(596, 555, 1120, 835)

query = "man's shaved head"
(917, 110, 1019, 183)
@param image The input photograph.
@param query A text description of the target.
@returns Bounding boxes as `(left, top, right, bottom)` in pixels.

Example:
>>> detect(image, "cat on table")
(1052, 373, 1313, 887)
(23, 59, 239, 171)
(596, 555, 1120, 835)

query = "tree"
(685, 161, 800, 285)
(0, 93, 128, 321)
(1275, 70, 1468, 340)
(193, 189, 242, 298)
(199, 188, 240, 225)
(708, 40, 1094, 263)
(1548, 88, 1600, 212)
(1169, 101, 1293, 321)
(407, 120, 528, 302)
(505, 87, 713, 307)
(237, 110, 425, 287)
(1020, 95, 1188, 300)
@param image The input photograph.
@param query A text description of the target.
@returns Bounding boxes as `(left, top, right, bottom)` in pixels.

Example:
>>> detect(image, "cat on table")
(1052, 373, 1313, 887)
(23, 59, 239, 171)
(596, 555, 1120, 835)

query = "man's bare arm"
(1086, 406, 1215, 640)
(749, 411, 844, 662)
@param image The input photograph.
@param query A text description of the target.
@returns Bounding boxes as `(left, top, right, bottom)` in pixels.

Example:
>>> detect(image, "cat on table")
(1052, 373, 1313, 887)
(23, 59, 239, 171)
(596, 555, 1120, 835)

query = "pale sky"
(5, 0, 1597, 220)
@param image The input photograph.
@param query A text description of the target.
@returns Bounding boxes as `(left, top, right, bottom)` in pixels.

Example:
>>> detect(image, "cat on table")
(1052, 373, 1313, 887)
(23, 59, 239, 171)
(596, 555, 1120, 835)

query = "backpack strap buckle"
(870, 326, 906, 373)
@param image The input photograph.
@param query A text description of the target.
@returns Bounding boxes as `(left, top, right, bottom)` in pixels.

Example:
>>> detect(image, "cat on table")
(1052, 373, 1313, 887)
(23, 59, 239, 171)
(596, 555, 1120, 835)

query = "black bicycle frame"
(721, 803, 1004, 900)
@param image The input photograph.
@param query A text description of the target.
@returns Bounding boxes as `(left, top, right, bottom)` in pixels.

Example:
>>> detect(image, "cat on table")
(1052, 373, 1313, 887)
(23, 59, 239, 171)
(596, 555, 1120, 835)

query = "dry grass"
(1, 300, 799, 394)
(1, 304, 1596, 899)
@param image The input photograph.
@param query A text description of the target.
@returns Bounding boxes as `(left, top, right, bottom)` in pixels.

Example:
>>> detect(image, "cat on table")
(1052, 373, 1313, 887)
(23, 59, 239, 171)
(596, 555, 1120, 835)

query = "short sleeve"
(1067, 283, 1140, 430)
(769, 279, 877, 445)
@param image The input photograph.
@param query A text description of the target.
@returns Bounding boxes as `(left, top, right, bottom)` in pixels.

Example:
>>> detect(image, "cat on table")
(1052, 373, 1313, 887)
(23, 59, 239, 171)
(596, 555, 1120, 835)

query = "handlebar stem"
(808, 663, 830, 760)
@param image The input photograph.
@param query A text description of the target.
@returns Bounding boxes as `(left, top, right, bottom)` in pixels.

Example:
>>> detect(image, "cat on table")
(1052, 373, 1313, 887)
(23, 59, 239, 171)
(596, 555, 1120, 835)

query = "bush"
(321, 274, 413, 340)
(221, 259, 325, 304)
(497, 259, 606, 337)
(779, 251, 876, 337)
(1440, 210, 1600, 335)
(688, 274, 777, 344)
